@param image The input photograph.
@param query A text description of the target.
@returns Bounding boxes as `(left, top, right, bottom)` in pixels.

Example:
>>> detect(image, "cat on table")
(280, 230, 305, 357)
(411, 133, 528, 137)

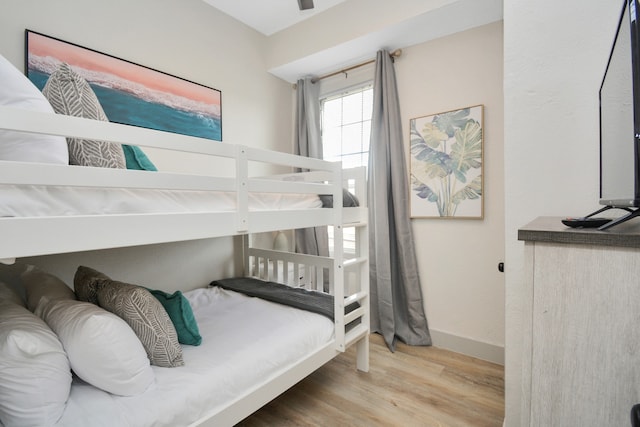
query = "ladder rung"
(345, 324, 369, 347)
(344, 307, 364, 325)
(343, 257, 367, 269)
(344, 290, 367, 306)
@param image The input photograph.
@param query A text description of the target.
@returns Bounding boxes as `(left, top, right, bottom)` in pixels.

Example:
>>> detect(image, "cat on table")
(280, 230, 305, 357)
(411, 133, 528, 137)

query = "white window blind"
(321, 85, 373, 170)
(321, 85, 373, 256)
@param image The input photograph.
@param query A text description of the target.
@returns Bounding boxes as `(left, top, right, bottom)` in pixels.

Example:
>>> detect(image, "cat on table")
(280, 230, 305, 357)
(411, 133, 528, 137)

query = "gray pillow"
(319, 188, 360, 208)
(41, 63, 126, 168)
(74, 265, 111, 304)
(96, 278, 184, 368)
(21, 267, 76, 312)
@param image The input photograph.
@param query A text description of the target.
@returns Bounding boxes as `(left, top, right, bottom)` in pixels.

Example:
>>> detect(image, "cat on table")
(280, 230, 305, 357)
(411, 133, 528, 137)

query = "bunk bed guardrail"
(0, 105, 370, 360)
(0, 106, 354, 259)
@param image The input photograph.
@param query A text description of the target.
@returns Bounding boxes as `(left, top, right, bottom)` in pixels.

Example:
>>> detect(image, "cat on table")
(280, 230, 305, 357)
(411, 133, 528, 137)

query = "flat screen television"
(597, 0, 640, 229)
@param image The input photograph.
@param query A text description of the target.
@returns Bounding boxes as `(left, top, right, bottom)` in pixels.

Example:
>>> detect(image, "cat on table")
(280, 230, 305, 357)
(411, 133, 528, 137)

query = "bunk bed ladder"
(344, 220, 369, 371)
(240, 164, 369, 372)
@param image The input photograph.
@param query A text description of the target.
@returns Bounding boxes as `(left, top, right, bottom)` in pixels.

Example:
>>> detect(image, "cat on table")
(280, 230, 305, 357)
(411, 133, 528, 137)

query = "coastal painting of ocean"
(25, 30, 222, 141)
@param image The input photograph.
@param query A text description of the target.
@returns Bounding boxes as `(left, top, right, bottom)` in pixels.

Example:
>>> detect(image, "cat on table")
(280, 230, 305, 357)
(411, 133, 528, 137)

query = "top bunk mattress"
(53, 285, 334, 427)
(0, 185, 323, 217)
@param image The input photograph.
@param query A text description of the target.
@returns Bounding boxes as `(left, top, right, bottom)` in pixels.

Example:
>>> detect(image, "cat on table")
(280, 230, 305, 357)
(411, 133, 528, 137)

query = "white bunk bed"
(0, 106, 370, 427)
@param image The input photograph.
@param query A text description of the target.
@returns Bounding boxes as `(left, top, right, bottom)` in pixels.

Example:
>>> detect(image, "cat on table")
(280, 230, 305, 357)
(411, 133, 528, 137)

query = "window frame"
(319, 82, 373, 256)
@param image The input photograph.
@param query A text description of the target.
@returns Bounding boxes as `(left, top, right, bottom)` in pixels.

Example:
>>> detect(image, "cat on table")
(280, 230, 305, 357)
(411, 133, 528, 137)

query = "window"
(320, 85, 373, 170)
(320, 85, 373, 255)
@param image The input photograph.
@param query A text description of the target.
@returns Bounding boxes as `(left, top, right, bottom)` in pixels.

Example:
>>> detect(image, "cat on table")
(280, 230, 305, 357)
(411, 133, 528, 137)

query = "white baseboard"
(429, 329, 504, 365)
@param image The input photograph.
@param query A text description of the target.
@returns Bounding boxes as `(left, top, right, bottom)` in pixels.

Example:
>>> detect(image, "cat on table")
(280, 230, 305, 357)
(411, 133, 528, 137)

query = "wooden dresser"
(518, 216, 640, 427)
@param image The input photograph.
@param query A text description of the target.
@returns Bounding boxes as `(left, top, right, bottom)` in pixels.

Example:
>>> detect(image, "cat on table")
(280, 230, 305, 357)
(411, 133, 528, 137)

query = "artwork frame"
(25, 29, 222, 141)
(409, 104, 484, 219)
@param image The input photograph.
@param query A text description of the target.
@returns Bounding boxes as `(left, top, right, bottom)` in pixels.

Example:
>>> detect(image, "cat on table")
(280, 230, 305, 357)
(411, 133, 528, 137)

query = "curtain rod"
(311, 49, 402, 84)
(292, 49, 402, 89)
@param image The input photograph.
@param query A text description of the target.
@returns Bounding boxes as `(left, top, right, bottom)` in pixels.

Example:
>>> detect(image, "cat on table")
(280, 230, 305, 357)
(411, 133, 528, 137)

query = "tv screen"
(600, 0, 640, 207)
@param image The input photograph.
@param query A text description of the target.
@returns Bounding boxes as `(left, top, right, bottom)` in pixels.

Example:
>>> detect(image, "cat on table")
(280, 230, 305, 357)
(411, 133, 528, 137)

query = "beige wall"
(397, 22, 504, 360)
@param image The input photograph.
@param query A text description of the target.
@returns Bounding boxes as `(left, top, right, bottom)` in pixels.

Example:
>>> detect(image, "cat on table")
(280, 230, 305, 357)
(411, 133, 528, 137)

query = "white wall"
(0, 0, 293, 289)
(504, 0, 621, 424)
(397, 22, 504, 362)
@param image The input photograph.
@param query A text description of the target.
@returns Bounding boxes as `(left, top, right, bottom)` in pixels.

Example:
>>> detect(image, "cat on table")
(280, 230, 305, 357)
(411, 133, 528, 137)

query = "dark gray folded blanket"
(210, 277, 359, 320)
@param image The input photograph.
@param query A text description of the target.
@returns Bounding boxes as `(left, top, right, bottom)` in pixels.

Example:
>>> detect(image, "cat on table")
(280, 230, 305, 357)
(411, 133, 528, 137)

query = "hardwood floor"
(237, 333, 505, 427)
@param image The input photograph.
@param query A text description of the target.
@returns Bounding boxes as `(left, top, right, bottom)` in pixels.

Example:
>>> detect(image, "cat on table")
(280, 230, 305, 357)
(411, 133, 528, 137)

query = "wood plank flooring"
(237, 333, 504, 427)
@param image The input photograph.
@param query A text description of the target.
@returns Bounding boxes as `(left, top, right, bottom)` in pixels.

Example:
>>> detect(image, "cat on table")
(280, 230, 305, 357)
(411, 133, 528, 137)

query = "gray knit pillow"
(96, 279, 184, 368)
(41, 63, 125, 168)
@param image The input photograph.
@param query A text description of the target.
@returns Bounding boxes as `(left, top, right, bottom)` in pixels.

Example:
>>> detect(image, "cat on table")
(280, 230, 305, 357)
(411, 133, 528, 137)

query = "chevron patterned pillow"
(96, 279, 184, 368)
(42, 63, 125, 168)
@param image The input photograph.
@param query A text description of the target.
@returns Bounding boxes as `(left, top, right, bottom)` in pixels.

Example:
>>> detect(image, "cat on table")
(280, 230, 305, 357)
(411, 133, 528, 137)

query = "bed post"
(342, 166, 370, 372)
(355, 218, 370, 372)
(332, 164, 346, 352)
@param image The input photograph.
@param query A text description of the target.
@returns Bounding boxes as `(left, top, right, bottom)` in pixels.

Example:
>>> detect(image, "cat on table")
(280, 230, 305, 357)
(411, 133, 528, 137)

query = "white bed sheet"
(0, 185, 323, 217)
(54, 286, 334, 427)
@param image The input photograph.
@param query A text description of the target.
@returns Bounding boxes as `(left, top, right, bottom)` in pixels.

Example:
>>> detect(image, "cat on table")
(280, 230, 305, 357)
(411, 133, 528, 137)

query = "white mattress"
(54, 286, 334, 427)
(0, 185, 323, 217)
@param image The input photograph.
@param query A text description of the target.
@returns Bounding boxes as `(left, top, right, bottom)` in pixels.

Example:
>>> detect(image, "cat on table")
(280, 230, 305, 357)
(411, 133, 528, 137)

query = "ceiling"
(202, 0, 504, 83)
(202, 0, 348, 36)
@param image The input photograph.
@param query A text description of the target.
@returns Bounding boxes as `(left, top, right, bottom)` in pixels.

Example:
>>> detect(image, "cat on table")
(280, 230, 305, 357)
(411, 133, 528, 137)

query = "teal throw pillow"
(148, 289, 201, 346)
(122, 145, 158, 171)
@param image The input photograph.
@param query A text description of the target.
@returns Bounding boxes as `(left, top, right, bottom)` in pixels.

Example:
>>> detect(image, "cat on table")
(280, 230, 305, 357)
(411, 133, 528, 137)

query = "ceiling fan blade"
(298, 0, 314, 10)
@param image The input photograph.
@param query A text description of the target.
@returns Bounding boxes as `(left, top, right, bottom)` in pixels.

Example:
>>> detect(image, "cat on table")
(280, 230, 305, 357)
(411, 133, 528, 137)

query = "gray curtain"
(294, 78, 329, 257)
(368, 50, 431, 351)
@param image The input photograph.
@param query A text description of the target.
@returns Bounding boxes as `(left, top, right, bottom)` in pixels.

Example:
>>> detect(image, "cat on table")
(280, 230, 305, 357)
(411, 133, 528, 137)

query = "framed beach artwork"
(25, 30, 222, 141)
(409, 105, 483, 219)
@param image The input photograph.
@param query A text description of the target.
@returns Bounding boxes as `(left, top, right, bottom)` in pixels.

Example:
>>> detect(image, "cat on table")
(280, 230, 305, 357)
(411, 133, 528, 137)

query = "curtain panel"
(368, 50, 431, 351)
(294, 78, 329, 257)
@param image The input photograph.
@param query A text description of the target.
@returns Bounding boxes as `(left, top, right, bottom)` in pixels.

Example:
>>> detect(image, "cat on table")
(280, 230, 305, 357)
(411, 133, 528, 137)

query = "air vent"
(298, 0, 314, 10)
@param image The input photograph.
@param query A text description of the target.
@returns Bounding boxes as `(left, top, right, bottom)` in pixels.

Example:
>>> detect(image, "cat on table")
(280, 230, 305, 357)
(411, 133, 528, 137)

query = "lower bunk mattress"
(54, 285, 334, 427)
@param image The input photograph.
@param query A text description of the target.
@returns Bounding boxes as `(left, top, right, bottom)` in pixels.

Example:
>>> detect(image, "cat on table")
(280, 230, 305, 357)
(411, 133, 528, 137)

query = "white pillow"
(0, 54, 68, 164)
(37, 299, 155, 396)
(0, 302, 71, 427)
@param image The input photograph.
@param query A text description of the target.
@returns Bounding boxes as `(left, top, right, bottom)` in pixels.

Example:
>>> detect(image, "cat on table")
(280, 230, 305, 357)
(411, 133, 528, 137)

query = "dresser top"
(518, 216, 640, 248)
